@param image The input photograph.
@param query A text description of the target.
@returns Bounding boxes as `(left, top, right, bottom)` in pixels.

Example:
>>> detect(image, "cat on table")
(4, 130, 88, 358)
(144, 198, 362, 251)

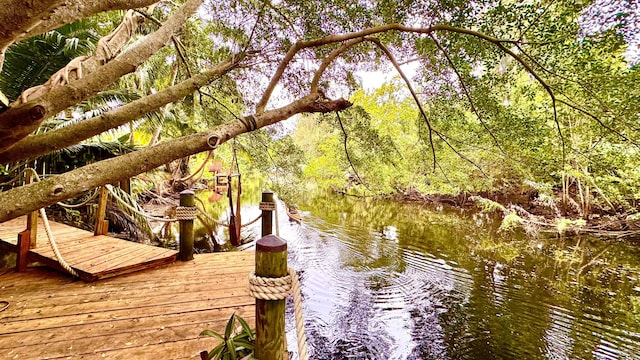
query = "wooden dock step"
(0, 216, 177, 281)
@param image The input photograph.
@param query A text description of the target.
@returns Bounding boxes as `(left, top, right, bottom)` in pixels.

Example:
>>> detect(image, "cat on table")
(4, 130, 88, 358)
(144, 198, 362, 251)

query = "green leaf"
(200, 329, 225, 341)
(227, 339, 237, 360)
(236, 316, 254, 340)
(208, 344, 224, 360)
(224, 313, 236, 339)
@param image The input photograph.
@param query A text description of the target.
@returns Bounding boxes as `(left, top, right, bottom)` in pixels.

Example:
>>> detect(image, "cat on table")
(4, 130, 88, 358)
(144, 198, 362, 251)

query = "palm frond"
(107, 185, 155, 241)
(0, 19, 98, 101)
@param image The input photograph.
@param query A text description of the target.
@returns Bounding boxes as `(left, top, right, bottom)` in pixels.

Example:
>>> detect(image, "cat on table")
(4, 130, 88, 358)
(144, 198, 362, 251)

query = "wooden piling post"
(94, 186, 109, 236)
(261, 191, 275, 237)
(255, 234, 288, 360)
(16, 230, 31, 272)
(178, 190, 195, 261)
(25, 171, 38, 248)
(119, 178, 131, 194)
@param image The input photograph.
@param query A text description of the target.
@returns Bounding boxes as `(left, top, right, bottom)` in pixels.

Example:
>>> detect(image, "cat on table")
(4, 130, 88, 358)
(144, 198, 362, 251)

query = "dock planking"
(0, 251, 256, 359)
(0, 216, 178, 281)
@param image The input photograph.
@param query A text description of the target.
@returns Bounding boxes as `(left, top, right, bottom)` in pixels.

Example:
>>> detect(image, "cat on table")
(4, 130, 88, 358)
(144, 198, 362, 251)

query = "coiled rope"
(248, 268, 309, 360)
(23, 168, 79, 278)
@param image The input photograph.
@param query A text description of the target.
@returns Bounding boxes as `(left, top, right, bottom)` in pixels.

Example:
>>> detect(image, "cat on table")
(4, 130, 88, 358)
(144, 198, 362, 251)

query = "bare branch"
(367, 37, 437, 172)
(429, 34, 506, 155)
(335, 111, 368, 189)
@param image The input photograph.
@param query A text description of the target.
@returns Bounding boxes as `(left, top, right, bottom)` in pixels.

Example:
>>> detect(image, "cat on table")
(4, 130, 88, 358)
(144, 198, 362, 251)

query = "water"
(247, 192, 640, 360)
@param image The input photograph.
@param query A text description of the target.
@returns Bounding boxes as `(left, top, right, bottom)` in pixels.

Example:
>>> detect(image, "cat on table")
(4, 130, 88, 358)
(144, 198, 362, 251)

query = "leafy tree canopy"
(0, 0, 637, 222)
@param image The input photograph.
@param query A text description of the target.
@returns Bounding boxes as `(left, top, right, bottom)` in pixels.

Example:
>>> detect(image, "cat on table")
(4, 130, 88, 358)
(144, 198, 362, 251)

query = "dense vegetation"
(0, 0, 638, 236)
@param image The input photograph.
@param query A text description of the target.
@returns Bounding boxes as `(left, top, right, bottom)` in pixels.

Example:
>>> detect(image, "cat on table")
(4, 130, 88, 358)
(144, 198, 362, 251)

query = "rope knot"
(175, 206, 197, 220)
(248, 269, 294, 300)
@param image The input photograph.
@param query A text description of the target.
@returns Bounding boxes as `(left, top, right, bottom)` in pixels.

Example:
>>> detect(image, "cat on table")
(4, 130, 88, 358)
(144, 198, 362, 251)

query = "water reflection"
(279, 191, 640, 359)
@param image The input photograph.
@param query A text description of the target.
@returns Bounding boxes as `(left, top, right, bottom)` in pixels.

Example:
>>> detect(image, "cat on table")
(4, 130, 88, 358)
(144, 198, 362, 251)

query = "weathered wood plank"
(0, 284, 253, 324)
(0, 252, 256, 359)
(0, 216, 178, 280)
(0, 256, 252, 295)
(72, 243, 153, 270)
(4, 313, 256, 359)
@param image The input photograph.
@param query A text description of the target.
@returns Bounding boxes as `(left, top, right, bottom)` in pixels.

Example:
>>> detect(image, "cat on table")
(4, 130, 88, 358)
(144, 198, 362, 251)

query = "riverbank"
(374, 187, 640, 239)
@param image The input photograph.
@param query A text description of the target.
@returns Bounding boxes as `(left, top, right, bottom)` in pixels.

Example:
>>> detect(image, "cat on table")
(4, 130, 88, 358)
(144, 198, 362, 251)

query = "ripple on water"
(282, 209, 640, 360)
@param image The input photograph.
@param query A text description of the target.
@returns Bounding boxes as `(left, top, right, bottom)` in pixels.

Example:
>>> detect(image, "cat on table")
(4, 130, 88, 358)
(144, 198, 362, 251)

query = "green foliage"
(469, 196, 506, 213)
(200, 313, 255, 360)
(498, 212, 523, 233)
(556, 218, 587, 235)
(107, 185, 154, 240)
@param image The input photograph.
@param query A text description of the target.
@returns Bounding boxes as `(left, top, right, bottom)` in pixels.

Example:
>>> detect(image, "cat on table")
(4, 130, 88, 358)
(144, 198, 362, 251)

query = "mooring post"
(255, 234, 288, 360)
(261, 191, 275, 237)
(178, 189, 195, 261)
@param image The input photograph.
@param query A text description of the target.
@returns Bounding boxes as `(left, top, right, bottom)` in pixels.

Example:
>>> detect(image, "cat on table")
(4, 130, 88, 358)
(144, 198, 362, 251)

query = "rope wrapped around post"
(248, 268, 309, 360)
(175, 206, 197, 221)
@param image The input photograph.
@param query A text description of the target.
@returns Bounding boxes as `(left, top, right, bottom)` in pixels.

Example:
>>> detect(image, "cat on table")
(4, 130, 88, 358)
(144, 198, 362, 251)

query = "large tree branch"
(15, 8, 151, 105)
(0, 92, 351, 222)
(0, 0, 159, 66)
(0, 0, 204, 154)
(0, 53, 246, 163)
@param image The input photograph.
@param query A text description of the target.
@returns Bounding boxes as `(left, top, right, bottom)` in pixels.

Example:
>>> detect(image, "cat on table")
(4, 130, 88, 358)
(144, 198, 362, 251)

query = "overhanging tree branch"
(433, 129, 490, 178)
(367, 37, 438, 171)
(255, 23, 515, 114)
(15, 8, 152, 105)
(0, 53, 246, 163)
(0, 92, 351, 222)
(335, 111, 368, 189)
(0, 0, 204, 153)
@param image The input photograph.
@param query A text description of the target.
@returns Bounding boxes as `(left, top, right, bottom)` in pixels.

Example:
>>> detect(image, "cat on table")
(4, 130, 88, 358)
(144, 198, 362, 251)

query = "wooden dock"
(0, 216, 178, 281)
(0, 251, 255, 359)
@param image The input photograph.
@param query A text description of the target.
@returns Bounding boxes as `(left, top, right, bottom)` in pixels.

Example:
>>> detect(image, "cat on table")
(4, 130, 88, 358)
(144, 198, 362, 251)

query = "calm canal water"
(251, 192, 640, 360)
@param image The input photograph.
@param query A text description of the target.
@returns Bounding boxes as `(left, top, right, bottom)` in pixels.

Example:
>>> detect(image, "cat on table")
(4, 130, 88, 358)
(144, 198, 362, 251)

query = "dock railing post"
(178, 190, 195, 261)
(16, 230, 30, 272)
(255, 234, 288, 360)
(25, 171, 38, 248)
(260, 191, 274, 237)
(94, 186, 109, 236)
